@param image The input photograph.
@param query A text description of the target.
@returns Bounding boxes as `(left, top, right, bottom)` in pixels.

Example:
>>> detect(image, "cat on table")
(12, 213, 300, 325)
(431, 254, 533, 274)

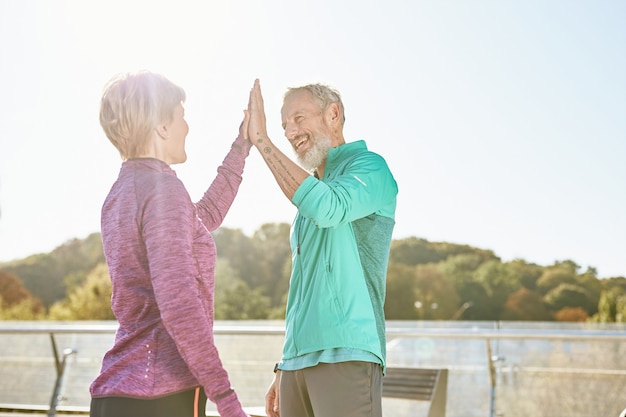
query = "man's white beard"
(297, 135, 332, 172)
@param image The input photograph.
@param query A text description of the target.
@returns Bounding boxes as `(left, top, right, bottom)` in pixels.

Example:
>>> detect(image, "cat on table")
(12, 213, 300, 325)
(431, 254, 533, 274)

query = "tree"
(389, 238, 498, 268)
(251, 223, 292, 305)
(437, 253, 489, 288)
(473, 260, 522, 319)
(544, 283, 595, 314)
(385, 263, 419, 319)
(215, 280, 271, 319)
(413, 264, 460, 320)
(214, 258, 272, 319)
(501, 288, 553, 321)
(0, 296, 45, 319)
(389, 238, 446, 266)
(2, 232, 105, 307)
(591, 286, 626, 323)
(0, 269, 44, 318)
(2, 227, 619, 322)
(536, 266, 578, 295)
(213, 227, 263, 289)
(0, 270, 38, 306)
(574, 269, 602, 316)
(593, 290, 613, 322)
(454, 281, 492, 320)
(554, 307, 588, 322)
(48, 263, 114, 320)
(505, 259, 543, 290)
(617, 294, 626, 323)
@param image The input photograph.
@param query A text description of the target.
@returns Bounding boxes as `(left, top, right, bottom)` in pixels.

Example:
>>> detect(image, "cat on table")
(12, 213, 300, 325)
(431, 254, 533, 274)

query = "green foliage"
(389, 237, 497, 267)
(213, 228, 262, 288)
(413, 264, 460, 320)
(473, 260, 522, 318)
(0, 296, 45, 319)
(215, 280, 271, 320)
(504, 259, 544, 290)
(0, 232, 104, 307)
(590, 282, 626, 323)
(453, 281, 491, 320)
(593, 290, 613, 322)
(389, 238, 447, 265)
(214, 224, 291, 314)
(436, 252, 489, 288)
(544, 284, 595, 314)
(250, 223, 292, 305)
(536, 266, 578, 295)
(617, 295, 626, 323)
(384, 263, 419, 319)
(47, 263, 114, 320)
(214, 257, 272, 319)
(2, 224, 624, 321)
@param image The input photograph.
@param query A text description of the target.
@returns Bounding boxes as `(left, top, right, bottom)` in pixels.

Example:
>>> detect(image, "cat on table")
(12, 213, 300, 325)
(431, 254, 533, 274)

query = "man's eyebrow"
(281, 111, 303, 130)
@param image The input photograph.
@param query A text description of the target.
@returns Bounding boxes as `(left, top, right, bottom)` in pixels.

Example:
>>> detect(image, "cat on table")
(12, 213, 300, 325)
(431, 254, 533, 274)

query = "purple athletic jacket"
(90, 134, 251, 417)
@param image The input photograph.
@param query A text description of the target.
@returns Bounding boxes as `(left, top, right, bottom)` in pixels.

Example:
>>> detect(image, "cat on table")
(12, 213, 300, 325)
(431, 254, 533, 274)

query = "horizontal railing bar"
(386, 328, 626, 341)
(385, 327, 626, 341)
(0, 323, 284, 335)
(0, 322, 625, 341)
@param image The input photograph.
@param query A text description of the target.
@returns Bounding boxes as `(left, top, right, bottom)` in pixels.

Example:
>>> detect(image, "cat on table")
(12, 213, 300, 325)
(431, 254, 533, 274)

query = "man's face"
(281, 90, 332, 171)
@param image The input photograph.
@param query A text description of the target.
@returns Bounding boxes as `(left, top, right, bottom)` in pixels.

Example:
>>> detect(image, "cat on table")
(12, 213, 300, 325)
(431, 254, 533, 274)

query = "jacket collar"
(324, 140, 367, 174)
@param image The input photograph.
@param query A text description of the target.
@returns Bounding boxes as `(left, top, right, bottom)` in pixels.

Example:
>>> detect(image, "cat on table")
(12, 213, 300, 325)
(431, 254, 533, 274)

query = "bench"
(383, 367, 448, 417)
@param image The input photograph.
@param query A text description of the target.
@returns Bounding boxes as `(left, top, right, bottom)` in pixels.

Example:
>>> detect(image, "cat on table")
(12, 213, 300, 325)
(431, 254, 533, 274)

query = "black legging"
(90, 387, 207, 417)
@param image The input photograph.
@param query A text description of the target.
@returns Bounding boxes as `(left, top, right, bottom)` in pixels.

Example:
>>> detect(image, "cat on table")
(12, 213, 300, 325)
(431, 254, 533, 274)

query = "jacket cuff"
(215, 388, 247, 417)
(231, 133, 253, 156)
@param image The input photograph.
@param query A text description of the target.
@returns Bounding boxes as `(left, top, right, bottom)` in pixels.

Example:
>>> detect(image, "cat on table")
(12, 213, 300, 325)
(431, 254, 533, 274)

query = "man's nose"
(284, 123, 299, 139)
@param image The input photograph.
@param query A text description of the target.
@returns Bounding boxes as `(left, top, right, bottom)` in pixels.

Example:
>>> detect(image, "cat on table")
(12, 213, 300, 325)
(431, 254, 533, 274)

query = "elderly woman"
(90, 71, 250, 417)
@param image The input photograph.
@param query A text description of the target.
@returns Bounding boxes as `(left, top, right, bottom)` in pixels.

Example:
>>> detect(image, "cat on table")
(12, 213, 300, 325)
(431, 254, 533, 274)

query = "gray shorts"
(279, 361, 383, 417)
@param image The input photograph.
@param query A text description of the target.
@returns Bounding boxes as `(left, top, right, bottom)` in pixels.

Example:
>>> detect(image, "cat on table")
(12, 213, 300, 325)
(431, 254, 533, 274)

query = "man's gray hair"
(285, 84, 345, 124)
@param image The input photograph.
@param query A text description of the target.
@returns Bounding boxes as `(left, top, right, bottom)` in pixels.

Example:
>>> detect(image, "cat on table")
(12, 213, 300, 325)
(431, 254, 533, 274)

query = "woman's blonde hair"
(99, 71, 186, 160)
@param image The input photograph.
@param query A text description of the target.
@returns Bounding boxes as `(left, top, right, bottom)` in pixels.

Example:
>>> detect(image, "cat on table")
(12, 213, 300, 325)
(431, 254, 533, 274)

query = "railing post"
(486, 338, 506, 417)
(48, 333, 76, 417)
(486, 339, 496, 417)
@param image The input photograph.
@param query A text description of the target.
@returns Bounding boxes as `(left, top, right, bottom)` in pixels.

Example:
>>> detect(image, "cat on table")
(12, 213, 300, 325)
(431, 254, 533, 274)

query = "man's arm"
(247, 79, 310, 201)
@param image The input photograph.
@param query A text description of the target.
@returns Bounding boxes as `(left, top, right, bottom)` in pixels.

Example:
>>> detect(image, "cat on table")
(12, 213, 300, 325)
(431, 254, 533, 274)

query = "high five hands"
(246, 79, 269, 145)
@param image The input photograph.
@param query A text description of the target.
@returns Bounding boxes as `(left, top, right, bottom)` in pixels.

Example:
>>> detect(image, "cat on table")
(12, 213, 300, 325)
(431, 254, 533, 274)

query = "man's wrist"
(252, 135, 270, 147)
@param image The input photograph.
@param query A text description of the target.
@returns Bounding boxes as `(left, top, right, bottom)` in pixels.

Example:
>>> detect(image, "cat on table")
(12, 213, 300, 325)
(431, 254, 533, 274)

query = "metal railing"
(384, 324, 626, 417)
(1, 321, 625, 417)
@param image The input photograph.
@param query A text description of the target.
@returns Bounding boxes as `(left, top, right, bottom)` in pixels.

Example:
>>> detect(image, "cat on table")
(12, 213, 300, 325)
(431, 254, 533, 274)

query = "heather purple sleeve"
(196, 132, 252, 231)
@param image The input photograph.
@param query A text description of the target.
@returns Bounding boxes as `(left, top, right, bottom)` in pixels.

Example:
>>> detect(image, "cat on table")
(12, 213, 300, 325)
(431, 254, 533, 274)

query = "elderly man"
(247, 79, 398, 417)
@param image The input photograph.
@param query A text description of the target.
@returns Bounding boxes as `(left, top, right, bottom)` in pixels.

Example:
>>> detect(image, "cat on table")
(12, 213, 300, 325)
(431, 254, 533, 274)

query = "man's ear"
(325, 102, 342, 127)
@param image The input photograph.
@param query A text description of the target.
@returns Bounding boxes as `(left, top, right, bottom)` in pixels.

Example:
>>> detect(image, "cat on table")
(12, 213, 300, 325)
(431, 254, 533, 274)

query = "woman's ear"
(155, 124, 169, 140)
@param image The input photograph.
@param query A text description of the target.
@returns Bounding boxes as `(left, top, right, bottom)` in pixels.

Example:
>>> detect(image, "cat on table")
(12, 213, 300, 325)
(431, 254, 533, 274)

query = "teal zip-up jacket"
(286, 140, 398, 368)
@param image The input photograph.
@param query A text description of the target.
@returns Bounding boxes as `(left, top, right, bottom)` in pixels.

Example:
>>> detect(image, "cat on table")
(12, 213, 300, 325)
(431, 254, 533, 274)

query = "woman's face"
(163, 102, 189, 164)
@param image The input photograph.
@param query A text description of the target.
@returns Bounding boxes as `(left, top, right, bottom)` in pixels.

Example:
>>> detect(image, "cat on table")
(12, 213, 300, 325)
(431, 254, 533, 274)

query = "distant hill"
(1, 225, 624, 322)
(0, 233, 105, 307)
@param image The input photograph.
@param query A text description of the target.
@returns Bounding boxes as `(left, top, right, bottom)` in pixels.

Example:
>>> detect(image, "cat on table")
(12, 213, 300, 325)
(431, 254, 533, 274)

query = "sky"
(0, 0, 624, 278)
